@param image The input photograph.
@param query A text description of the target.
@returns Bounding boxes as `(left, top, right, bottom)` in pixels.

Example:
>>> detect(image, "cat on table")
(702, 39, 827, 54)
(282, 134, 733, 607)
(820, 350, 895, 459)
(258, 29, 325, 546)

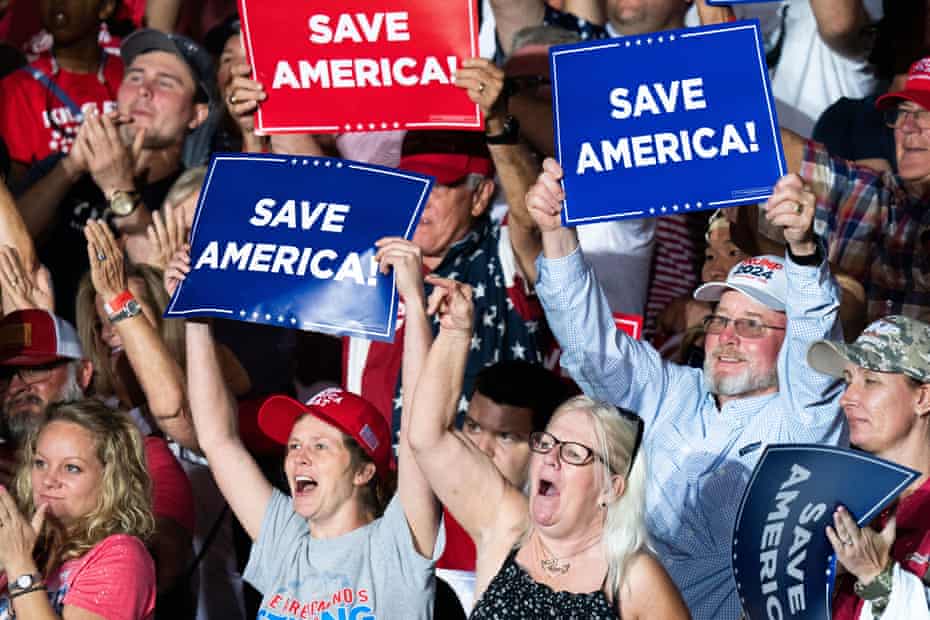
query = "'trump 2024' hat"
(693, 255, 787, 312)
(258, 388, 394, 480)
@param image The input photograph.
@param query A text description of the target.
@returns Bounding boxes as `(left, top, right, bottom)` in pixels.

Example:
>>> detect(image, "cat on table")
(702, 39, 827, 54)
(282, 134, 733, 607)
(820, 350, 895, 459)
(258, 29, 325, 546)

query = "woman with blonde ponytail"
(408, 277, 689, 619)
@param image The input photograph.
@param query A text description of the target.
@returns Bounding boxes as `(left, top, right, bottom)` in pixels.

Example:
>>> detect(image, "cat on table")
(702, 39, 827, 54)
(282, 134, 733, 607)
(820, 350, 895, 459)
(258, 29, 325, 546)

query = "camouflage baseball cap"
(807, 315, 930, 383)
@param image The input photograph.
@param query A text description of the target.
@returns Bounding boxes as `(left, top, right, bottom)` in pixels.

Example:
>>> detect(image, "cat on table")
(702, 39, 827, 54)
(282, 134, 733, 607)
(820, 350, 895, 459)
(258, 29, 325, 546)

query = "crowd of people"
(0, 0, 928, 619)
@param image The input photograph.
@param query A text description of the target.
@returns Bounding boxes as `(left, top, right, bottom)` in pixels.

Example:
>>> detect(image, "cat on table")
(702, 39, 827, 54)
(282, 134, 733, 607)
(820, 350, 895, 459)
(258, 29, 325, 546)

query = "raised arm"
(186, 313, 272, 540)
(809, 0, 873, 60)
(456, 58, 542, 282)
(374, 237, 440, 558)
(525, 157, 580, 260)
(763, 174, 845, 440)
(83, 220, 199, 450)
(490, 0, 546, 58)
(526, 158, 693, 426)
(407, 277, 525, 544)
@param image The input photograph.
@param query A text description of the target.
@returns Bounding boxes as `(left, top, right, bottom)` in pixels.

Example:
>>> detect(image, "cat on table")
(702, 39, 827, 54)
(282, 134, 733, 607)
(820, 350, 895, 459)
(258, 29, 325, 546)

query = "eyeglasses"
(530, 416, 645, 477)
(703, 315, 786, 339)
(0, 360, 70, 389)
(530, 431, 603, 467)
(883, 106, 930, 130)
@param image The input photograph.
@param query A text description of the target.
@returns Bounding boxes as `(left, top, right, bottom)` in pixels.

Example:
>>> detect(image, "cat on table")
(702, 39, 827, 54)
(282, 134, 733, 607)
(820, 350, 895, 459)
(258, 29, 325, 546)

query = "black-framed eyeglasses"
(530, 431, 603, 467)
(703, 315, 786, 339)
(883, 106, 930, 130)
(0, 360, 70, 388)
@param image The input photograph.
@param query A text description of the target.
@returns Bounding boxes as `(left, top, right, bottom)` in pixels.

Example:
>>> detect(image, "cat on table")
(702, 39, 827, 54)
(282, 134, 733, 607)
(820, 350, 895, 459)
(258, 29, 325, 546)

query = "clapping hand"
(84, 219, 127, 302)
(0, 247, 54, 312)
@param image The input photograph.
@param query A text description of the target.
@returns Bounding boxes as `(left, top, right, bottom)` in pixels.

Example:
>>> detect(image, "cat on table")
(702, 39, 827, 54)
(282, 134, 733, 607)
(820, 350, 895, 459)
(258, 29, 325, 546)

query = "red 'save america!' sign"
(238, 0, 481, 134)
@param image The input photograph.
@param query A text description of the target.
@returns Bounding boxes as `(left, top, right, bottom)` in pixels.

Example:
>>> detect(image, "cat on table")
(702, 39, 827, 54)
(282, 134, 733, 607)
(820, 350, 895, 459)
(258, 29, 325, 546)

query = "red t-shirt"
(0, 49, 122, 166)
(145, 436, 196, 534)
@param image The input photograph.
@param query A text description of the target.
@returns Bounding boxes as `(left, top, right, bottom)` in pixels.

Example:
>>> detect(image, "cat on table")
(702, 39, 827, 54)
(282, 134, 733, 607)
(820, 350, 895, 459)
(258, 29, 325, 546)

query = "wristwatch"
(486, 115, 521, 145)
(9, 573, 42, 596)
(107, 189, 141, 217)
(105, 291, 144, 324)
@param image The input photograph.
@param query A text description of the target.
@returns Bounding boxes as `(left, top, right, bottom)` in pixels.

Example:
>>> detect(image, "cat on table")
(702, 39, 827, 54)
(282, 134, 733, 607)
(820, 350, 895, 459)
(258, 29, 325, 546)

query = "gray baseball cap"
(807, 315, 930, 383)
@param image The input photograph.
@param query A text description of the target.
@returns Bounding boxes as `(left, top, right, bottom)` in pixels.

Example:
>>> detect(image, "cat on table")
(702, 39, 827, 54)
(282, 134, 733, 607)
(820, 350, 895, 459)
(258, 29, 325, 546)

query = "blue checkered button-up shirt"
(536, 247, 849, 620)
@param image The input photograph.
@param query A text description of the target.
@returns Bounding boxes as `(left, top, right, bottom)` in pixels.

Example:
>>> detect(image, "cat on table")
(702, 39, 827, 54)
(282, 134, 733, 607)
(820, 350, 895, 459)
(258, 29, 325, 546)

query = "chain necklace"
(534, 532, 602, 576)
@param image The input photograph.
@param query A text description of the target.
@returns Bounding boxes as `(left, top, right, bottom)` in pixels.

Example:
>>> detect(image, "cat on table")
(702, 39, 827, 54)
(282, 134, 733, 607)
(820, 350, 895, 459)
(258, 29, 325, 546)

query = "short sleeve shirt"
(0, 50, 122, 166)
(0, 534, 156, 620)
(244, 489, 442, 620)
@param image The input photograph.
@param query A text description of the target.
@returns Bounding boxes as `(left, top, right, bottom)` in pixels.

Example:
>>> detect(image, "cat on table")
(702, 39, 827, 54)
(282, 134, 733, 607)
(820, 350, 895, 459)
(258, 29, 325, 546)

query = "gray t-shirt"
(244, 489, 442, 620)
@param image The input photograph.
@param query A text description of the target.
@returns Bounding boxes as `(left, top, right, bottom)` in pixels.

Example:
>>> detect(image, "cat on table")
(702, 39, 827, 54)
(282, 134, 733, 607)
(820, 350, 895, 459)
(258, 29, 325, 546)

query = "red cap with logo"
(0, 310, 84, 366)
(877, 57, 930, 111)
(258, 388, 394, 480)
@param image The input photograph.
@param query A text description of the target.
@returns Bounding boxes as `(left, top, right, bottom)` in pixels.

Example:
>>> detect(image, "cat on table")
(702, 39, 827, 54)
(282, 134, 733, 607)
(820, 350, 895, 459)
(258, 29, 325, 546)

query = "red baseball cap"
(258, 388, 394, 480)
(877, 57, 930, 111)
(399, 152, 494, 186)
(399, 130, 494, 186)
(0, 310, 84, 366)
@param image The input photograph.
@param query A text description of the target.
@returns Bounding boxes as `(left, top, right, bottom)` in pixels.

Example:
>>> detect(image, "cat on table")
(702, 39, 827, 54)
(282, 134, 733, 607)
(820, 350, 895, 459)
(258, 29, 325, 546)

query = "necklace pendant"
(541, 558, 570, 575)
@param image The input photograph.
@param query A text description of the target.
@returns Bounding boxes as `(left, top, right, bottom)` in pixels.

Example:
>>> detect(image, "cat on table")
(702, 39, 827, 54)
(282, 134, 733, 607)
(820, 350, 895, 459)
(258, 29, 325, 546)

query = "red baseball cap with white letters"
(876, 57, 930, 111)
(258, 388, 394, 480)
(0, 310, 84, 366)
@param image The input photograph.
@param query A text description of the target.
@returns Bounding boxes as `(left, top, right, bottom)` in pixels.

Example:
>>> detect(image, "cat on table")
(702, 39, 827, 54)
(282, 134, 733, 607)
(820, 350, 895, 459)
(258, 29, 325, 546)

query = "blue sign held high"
(165, 153, 432, 342)
(731, 444, 918, 620)
(550, 19, 785, 225)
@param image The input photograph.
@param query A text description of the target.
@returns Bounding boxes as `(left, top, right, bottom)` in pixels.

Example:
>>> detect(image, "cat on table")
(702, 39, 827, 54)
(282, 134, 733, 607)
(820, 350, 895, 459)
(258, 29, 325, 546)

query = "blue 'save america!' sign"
(550, 19, 785, 225)
(165, 153, 431, 342)
(732, 445, 918, 620)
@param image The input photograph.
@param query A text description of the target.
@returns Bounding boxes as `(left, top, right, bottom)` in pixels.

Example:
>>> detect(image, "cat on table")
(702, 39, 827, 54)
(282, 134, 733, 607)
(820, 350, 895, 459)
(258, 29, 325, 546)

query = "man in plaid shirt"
(782, 57, 930, 324)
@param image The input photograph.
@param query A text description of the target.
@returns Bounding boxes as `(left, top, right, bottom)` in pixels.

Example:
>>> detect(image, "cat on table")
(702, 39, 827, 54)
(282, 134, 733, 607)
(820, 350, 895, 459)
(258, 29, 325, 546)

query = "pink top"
(0, 534, 156, 620)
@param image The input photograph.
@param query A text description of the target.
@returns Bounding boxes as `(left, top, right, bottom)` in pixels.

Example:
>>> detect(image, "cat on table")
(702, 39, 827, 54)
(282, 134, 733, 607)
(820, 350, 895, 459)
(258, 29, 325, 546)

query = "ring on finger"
(97, 252, 107, 262)
(227, 93, 238, 106)
(477, 82, 486, 94)
(795, 203, 803, 215)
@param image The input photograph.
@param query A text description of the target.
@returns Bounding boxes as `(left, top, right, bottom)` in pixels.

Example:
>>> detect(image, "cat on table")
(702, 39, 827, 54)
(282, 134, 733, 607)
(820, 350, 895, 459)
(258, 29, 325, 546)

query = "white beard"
(703, 352, 778, 397)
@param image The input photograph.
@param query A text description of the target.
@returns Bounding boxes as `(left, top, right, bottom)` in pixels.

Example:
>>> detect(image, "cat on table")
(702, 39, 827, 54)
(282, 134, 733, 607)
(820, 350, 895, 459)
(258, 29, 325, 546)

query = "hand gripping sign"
(165, 154, 432, 342)
(550, 19, 785, 225)
(238, 0, 481, 134)
(731, 445, 919, 620)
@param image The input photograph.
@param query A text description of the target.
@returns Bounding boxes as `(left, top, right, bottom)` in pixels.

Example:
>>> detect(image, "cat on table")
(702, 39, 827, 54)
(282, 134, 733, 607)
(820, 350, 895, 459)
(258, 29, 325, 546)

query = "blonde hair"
(76, 263, 185, 397)
(165, 165, 207, 207)
(553, 395, 648, 605)
(14, 399, 155, 571)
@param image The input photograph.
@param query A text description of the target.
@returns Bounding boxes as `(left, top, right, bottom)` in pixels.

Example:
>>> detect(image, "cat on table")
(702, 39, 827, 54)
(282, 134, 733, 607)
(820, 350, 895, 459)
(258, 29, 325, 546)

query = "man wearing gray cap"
(17, 29, 214, 321)
(807, 315, 930, 620)
(525, 163, 848, 619)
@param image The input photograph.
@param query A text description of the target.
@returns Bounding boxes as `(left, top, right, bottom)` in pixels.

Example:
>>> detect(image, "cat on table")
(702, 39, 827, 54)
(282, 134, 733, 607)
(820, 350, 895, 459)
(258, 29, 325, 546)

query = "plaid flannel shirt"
(802, 140, 930, 323)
